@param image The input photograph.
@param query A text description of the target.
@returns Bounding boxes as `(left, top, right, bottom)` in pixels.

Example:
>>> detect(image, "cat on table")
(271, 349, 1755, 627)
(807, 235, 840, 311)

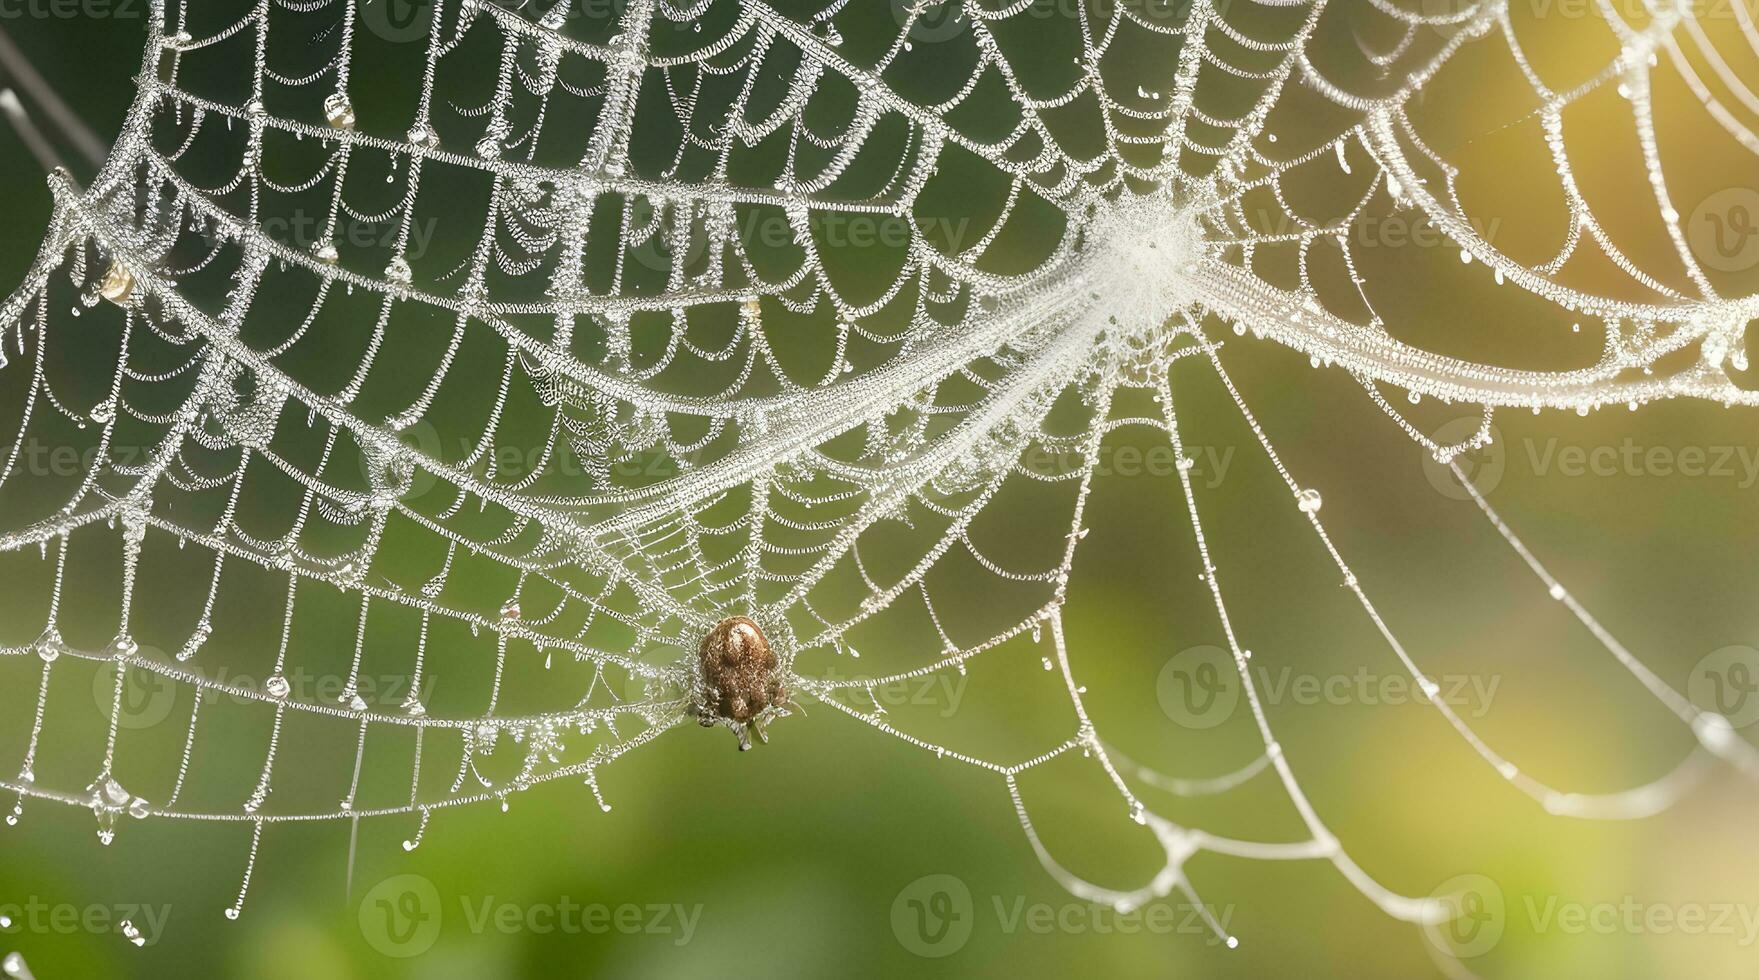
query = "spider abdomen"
(696, 617, 788, 746)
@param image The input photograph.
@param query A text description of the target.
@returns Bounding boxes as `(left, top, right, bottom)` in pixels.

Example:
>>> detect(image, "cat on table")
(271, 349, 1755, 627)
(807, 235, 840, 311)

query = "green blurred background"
(3, 4, 1759, 978)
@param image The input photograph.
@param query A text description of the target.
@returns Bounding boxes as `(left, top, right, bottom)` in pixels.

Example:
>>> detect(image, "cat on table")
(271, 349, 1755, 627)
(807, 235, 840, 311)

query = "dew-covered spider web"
(3, 0, 1759, 967)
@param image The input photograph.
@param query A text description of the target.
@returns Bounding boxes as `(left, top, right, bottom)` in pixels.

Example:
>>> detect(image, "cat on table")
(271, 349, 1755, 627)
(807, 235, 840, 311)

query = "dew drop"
(102, 778, 130, 806)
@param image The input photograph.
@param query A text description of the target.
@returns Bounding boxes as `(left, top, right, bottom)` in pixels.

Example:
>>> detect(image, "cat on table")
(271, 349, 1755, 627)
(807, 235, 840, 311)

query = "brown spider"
(693, 616, 791, 750)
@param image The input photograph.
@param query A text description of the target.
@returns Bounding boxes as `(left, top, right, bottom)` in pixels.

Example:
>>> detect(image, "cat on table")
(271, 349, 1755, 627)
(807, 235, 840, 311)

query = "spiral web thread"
(0, 0, 1756, 962)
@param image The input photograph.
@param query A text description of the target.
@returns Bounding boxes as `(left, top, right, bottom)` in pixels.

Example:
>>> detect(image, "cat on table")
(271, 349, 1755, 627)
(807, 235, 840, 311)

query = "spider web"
(1, 0, 1757, 964)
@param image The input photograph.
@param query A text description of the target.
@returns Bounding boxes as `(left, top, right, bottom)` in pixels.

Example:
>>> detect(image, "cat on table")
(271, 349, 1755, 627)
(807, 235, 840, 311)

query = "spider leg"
(751, 716, 769, 744)
(733, 724, 752, 751)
